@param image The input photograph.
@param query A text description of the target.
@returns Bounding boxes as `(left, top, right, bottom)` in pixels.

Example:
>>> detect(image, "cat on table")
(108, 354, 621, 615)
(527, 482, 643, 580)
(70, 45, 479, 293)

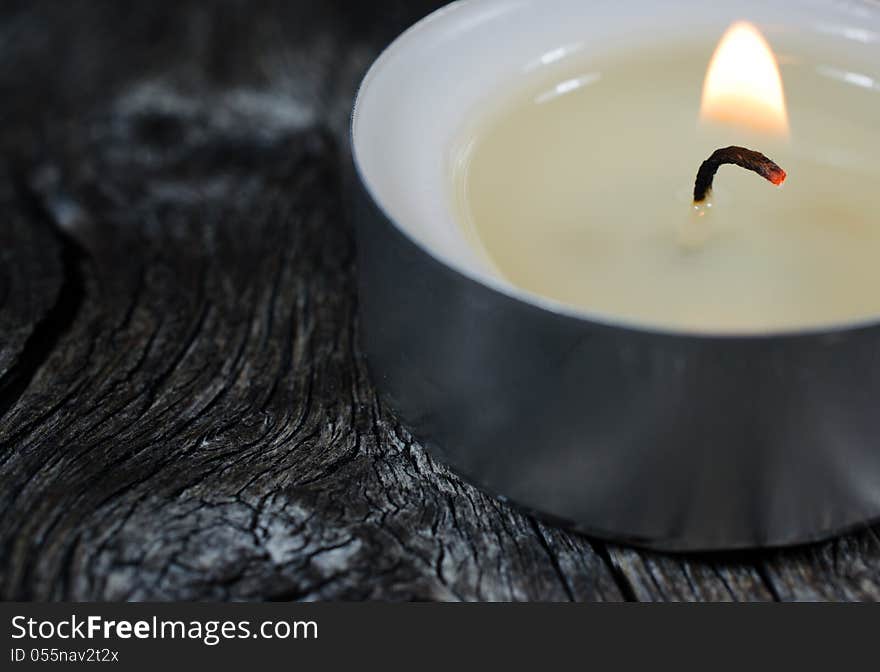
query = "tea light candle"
(352, 0, 880, 549)
(450, 19, 880, 332)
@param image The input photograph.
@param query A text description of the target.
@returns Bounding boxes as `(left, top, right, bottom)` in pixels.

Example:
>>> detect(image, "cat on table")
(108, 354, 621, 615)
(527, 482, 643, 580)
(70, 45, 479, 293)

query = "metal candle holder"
(350, 0, 880, 550)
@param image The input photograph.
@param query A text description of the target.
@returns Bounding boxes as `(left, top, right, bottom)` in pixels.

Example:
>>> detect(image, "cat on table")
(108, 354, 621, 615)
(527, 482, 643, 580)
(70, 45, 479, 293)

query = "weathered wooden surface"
(1, 1, 879, 602)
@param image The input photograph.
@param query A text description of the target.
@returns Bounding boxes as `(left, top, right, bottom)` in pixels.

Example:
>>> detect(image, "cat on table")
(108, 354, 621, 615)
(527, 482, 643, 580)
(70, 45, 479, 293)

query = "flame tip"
(700, 21, 789, 136)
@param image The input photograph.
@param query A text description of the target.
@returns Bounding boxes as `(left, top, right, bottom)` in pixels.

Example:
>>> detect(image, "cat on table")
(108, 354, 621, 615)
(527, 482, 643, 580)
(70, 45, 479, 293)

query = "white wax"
(451, 41, 880, 332)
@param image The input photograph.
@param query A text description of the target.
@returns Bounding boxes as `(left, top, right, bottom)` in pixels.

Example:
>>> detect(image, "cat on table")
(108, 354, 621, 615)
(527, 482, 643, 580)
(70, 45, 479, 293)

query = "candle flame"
(700, 21, 789, 137)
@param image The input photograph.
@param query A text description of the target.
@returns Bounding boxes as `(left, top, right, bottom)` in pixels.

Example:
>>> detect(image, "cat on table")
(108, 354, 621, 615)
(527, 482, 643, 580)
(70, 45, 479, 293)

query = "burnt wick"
(693, 146, 786, 203)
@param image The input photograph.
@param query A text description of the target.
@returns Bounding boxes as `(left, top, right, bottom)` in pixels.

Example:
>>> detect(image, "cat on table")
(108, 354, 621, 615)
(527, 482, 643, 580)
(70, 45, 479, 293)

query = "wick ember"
(693, 146, 786, 203)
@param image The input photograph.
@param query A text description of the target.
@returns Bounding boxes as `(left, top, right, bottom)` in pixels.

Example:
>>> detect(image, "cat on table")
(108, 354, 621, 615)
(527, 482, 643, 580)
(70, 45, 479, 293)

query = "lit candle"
(451, 19, 880, 331)
(352, 0, 880, 549)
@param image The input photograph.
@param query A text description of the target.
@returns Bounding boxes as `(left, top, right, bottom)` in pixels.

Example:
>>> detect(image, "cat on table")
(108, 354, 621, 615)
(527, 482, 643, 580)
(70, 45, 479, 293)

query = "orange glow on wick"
(769, 169, 786, 186)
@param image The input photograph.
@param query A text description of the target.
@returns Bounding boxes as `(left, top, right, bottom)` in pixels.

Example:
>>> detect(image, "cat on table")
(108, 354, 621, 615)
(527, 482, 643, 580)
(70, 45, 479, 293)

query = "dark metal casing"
(353, 175, 880, 551)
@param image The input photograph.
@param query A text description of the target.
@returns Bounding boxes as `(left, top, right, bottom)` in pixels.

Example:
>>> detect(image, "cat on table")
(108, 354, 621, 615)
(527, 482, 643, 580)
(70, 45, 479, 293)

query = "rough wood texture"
(1, 1, 878, 602)
(0, 178, 63, 395)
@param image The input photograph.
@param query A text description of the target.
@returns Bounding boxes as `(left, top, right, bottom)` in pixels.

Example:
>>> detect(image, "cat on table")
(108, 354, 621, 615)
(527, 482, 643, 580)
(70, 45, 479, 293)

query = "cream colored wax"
(450, 38, 880, 332)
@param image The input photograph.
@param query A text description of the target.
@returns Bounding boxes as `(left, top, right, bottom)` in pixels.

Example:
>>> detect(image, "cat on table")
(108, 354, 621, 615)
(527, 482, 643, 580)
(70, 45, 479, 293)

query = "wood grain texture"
(0, 179, 64, 394)
(605, 547, 774, 602)
(0, 51, 621, 602)
(1, 0, 878, 602)
(759, 529, 880, 601)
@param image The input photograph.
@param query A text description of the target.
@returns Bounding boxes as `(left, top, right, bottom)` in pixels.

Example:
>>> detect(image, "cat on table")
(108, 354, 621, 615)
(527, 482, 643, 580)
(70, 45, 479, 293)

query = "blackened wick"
(693, 146, 786, 203)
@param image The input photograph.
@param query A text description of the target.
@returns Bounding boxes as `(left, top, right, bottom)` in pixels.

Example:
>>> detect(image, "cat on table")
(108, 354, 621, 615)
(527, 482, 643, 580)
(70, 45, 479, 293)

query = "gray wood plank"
(759, 528, 880, 601)
(0, 171, 65, 413)
(2, 0, 879, 602)
(605, 546, 774, 602)
(0, 78, 621, 601)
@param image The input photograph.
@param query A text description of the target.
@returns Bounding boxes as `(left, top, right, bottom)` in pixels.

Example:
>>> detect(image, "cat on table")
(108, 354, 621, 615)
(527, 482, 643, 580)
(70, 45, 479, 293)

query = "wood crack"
(0, 173, 86, 428)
